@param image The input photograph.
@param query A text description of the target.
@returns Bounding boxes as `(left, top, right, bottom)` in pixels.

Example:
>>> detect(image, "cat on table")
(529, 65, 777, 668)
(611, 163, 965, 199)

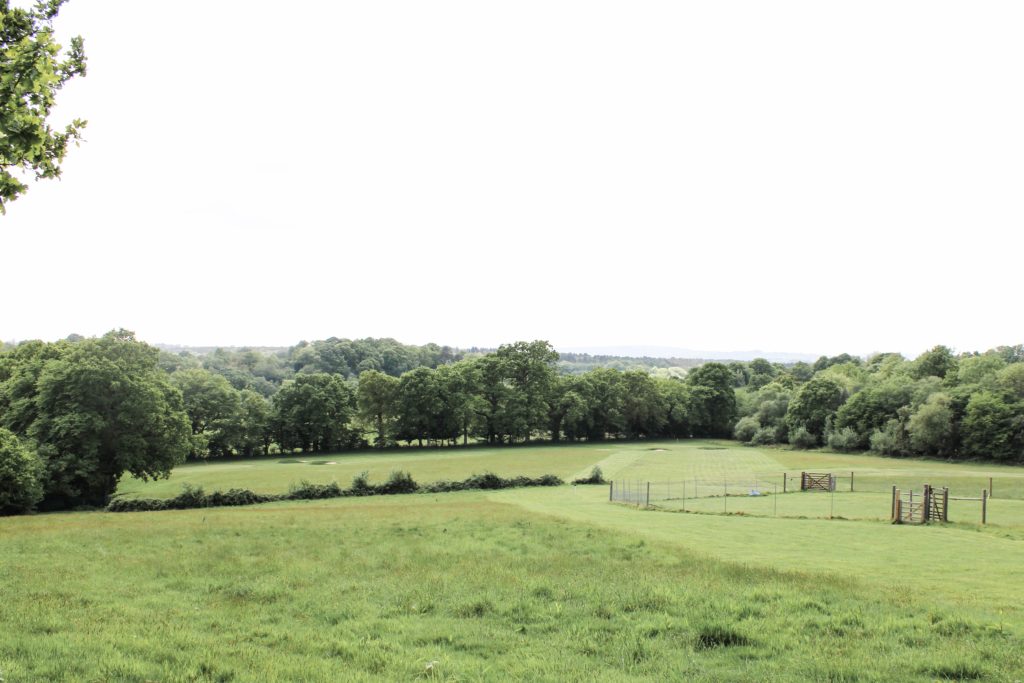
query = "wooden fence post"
(923, 484, 931, 523)
(609, 481, 614, 502)
(989, 477, 993, 498)
(646, 481, 650, 508)
(982, 489, 988, 525)
(891, 485, 897, 521)
(942, 487, 949, 522)
(783, 473, 787, 493)
(850, 471, 854, 492)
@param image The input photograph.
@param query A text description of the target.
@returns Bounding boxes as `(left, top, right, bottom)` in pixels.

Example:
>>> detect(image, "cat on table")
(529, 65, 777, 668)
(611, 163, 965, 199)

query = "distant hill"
(558, 346, 820, 364)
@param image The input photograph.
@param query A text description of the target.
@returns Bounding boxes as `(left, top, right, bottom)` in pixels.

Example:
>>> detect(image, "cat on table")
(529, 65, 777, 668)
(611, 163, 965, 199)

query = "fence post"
(989, 477, 993, 498)
(982, 489, 988, 525)
(609, 481, 614, 502)
(850, 471, 854, 492)
(923, 484, 931, 523)
(783, 472, 787, 493)
(942, 487, 949, 522)
(646, 482, 650, 508)
(891, 485, 896, 521)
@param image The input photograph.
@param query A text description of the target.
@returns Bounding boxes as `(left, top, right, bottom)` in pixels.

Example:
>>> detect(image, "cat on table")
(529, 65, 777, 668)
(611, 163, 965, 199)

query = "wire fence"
(608, 474, 1022, 526)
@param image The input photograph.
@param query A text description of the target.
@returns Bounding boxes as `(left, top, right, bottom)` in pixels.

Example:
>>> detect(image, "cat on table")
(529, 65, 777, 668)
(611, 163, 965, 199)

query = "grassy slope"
(2, 494, 1020, 682)
(5, 441, 1024, 680)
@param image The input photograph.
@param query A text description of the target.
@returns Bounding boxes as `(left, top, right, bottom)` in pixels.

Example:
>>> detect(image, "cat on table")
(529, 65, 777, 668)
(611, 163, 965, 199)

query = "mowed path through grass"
(3, 493, 1022, 681)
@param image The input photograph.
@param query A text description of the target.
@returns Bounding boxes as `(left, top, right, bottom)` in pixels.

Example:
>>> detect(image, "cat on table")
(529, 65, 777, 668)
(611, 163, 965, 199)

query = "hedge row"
(106, 471, 564, 513)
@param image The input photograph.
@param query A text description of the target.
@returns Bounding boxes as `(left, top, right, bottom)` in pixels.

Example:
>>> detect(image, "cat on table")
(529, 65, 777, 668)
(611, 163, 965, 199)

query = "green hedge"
(107, 471, 563, 513)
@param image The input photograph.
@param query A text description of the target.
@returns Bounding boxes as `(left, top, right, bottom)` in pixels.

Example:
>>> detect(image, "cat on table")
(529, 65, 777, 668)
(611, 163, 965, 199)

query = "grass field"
(4, 440, 1024, 681)
(116, 443, 611, 500)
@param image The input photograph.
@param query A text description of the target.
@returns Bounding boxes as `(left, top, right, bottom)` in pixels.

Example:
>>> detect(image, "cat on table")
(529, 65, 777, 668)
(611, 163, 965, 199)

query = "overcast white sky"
(3, 1, 1022, 358)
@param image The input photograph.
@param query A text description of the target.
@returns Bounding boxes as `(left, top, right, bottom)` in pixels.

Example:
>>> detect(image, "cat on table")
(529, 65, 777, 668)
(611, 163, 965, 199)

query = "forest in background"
(1, 333, 1022, 514)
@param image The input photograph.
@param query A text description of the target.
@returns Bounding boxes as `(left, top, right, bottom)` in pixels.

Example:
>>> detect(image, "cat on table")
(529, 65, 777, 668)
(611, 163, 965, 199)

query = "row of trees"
(167, 341, 736, 455)
(733, 345, 1024, 461)
(4, 331, 1023, 516)
(0, 334, 738, 514)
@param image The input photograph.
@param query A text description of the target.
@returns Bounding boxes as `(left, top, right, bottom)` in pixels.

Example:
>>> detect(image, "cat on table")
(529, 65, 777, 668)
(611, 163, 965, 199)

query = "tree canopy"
(0, 0, 86, 212)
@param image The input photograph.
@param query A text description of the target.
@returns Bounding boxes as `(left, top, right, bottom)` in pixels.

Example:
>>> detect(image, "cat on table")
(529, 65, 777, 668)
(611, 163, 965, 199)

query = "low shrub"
(788, 427, 818, 449)
(827, 426, 861, 452)
(348, 471, 374, 496)
(287, 480, 342, 500)
(733, 417, 760, 443)
(108, 471, 565, 513)
(572, 466, 606, 485)
(750, 426, 778, 446)
(377, 470, 418, 495)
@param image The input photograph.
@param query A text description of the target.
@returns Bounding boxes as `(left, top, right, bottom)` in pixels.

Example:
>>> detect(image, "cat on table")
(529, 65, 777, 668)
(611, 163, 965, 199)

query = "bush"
(287, 480, 342, 500)
(572, 466, 606, 485)
(348, 471, 374, 496)
(733, 417, 760, 443)
(108, 471, 565, 512)
(168, 483, 209, 509)
(870, 420, 909, 456)
(750, 426, 778, 446)
(377, 470, 419, 495)
(461, 472, 507, 490)
(827, 426, 861, 452)
(106, 497, 168, 512)
(208, 488, 279, 506)
(0, 428, 44, 515)
(788, 427, 818, 449)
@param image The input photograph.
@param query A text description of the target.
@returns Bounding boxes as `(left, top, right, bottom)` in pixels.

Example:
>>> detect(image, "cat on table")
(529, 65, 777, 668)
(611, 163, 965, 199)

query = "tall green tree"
(0, 0, 87, 212)
(785, 376, 846, 445)
(0, 427, 43, 514)
(961, 392, 1016, 460)
(686, 363, 737, 437)
(273, 374, 355, 453)
(621, 370, 667, 438)
(913, 345, 957, 380)
(29, 330, 191, 508)
(394, 367, 440, 447)
(356, 369, 399, 448)
(171, 368, 241, 457)
(907, 392, 955, 456)
(493, 340, 559, 440)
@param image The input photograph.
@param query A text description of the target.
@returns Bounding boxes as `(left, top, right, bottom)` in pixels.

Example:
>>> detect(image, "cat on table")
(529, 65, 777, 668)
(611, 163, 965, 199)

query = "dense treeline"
(0, 333, 737, 513)
(731, 346, 1024, 461)
(155, 337, 464, 397)
(3, 331, 1023, 516)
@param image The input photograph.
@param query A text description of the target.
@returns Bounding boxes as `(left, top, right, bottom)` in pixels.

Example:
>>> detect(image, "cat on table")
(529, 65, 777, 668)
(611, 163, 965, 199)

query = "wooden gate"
(892, 484, 948, 524)
(801, 472, 834, 492)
